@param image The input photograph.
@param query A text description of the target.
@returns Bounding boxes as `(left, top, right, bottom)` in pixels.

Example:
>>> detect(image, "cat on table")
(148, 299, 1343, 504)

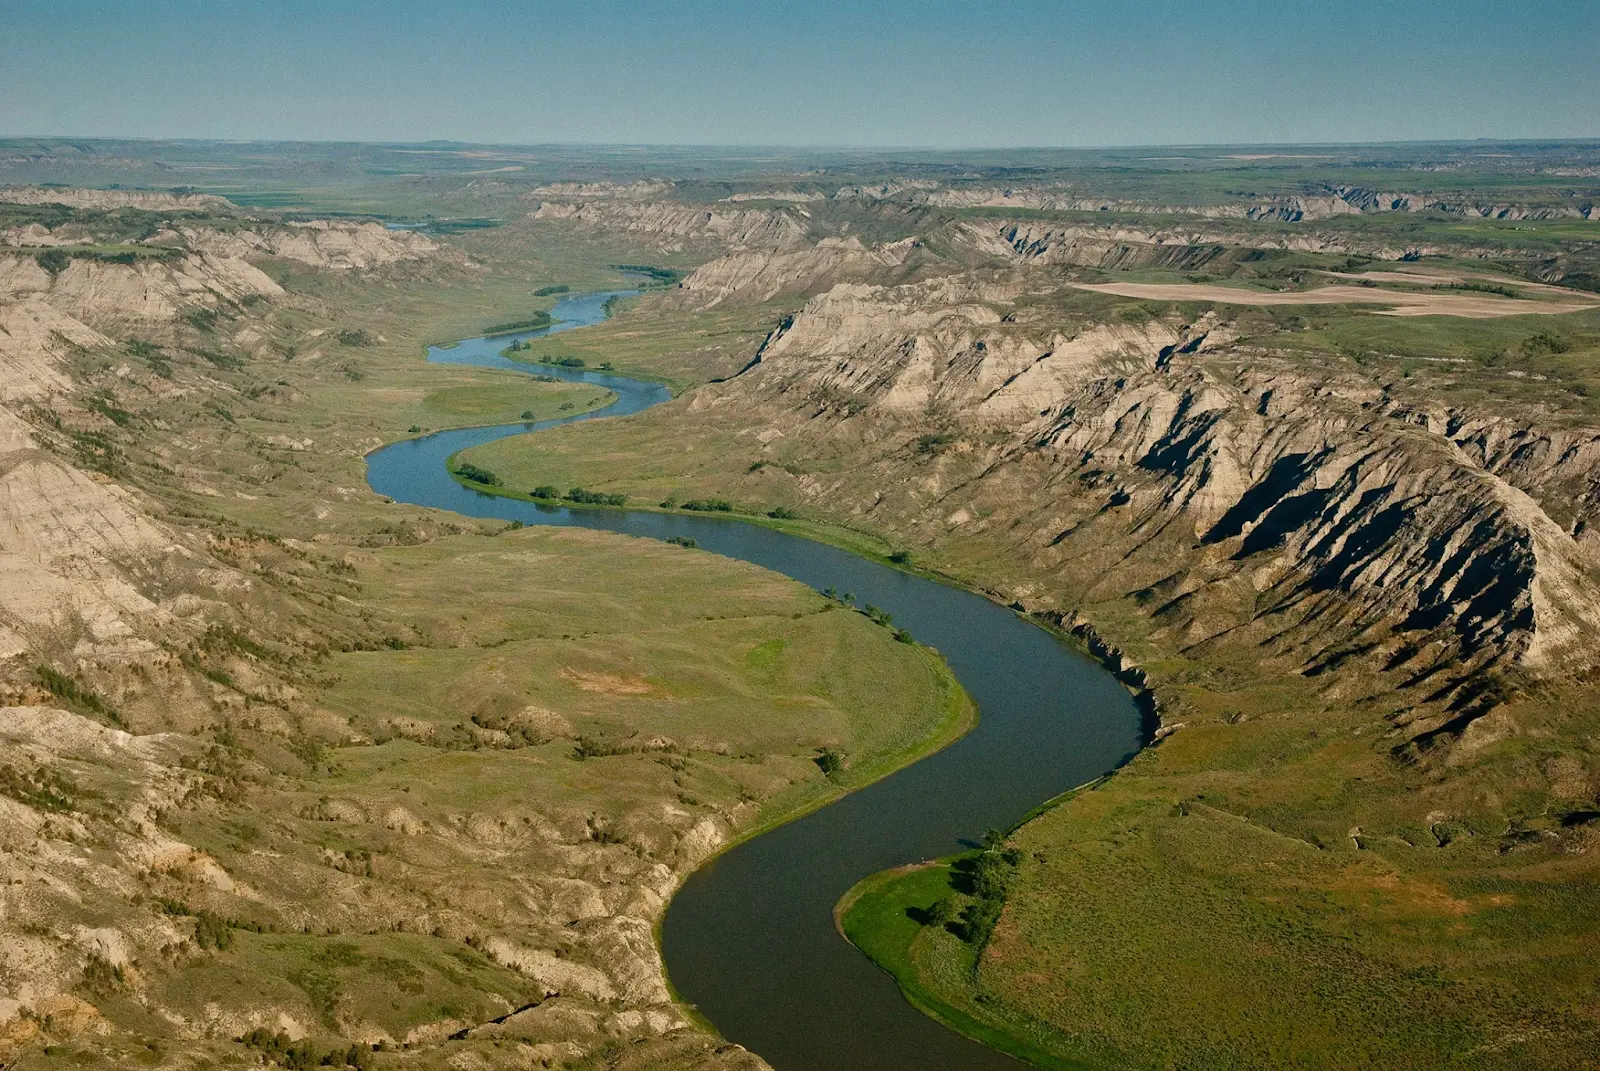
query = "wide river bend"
(365, 287, 1144, 1070)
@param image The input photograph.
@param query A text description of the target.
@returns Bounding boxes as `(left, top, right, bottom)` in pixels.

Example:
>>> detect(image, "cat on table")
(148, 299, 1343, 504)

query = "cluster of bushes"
(533, 284, 570, 296)
(36, 248, 177, 273)
(86, 393, 135, 428)
(572, 735, 635, 761)
(185, 307, 221, 332)
(542, 355, 586, 368)
(539, 486, 626, 506)
(154, 898, 277, 945)
(334, 328, 373, 347)
(661, 495, 796, 521)
(35, 249, 70, 274)
(36, 665, 123, 727)
(452, 462, 500, 487)
(1446, 281, 1521, 298)
(188, 345, 244, 371)
(860, 604, 915, 644)
(483, 311, 554, 335)
(666, 535, 698, 549)
(614, 263, 683, 286)
(923, 832, 1023, 948)
(0, 763, 78, 813)
(814, 748, 845, 779)
(237, 1029, 373, 1070)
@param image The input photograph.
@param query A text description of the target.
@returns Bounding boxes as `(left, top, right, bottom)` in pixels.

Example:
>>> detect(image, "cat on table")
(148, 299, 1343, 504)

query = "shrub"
(484, 312, 553, 335)
(193, 910, 234, 950)
(814, 748, 844, 778)
(335, 328, 373, 347)
(680, 498, 734, 513)
(184, 307, 220, 332)
(924, 896, 959, 927)
(564, 487, 626, 506)
(767, 506, 796, 519)
(530, 485, 559, 499)
(666, 536, 698, 549)
(36, 666, 123, 726)
(888, 549, 911, 565)
(452, 462, 500, 486)
(35, 248, 70, 275)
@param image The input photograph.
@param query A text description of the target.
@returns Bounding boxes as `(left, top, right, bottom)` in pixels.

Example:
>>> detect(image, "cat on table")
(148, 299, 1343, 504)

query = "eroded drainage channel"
(365, 286, 1144, 1070)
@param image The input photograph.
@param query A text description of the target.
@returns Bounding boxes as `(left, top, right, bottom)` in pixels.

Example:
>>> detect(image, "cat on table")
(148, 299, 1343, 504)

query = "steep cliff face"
(957, 218, 1428, 264)
(0, 255, 267, 662)
(0, 186, 235, 212)
(677, 237, 923, 307)
(913, 181, 1600, 223)
(712, 279, 1600, 749)
(529, 199, 809, 252)
(172, 220, 444, 271)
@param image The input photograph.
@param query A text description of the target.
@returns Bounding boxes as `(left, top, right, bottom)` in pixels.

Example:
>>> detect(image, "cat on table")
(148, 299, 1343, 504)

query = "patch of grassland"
(418, 382, 613, 427)
(837, 688, 1600, 1071)
(297, 524, 974, 898)
(144, 931, 536, 1041)
(501, 294, 788, 391)
(838, 864, 1093, 1071)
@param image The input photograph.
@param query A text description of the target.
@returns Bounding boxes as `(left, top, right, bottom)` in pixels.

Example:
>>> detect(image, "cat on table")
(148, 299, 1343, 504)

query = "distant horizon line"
(3, 133, 1600, 154)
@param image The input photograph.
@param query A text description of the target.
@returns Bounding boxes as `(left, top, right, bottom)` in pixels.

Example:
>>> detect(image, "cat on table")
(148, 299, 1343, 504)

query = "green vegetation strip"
(838, 864, 1096, 1071)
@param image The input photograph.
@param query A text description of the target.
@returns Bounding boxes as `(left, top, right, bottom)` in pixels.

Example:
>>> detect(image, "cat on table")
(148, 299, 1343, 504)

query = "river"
(365, 285, 1144, 1070)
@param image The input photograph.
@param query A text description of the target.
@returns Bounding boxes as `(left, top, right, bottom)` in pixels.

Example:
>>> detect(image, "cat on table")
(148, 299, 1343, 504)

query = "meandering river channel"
(365, 286, 1145, 1070)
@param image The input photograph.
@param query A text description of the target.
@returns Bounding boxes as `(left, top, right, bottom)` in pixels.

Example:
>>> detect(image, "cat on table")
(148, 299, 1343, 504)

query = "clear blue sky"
(2, 0, 1596, 147)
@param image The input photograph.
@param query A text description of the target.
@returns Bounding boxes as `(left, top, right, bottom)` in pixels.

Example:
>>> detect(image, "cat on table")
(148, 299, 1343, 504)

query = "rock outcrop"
(530, 200, 809, 252)
(703, 278, 1600, 751)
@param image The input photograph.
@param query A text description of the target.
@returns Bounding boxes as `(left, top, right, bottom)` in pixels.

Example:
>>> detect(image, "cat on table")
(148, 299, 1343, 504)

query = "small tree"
(36, 249, 70, 275)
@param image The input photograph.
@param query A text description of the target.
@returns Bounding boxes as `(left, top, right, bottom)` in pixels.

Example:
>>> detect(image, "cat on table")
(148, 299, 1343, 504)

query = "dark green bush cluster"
(35, 248, 70, 274)
(80, 953, 126, 995)
(237, 1029, 372, 1070)
(767, 506, 797, 519)
(534, 284, 570, 296)
(0, 763, 76, 813)
(187, 345, 244, 370)
(484, 311, 554, 335)
(678, 498, 734, 513)
(613, 263, 683, 286)
(563, 487, 626, 506)
(572, 735, 634, 760)
(193, 910, 235, 950)
(859, 603, 915, 644)
(814, 748, 845, 778)
(666, 536, 698, 549)
(36, 665, 123, 726)
(184, 307, 220, 332)
(944, 833, 1024, 949)
(452, 462, 500, 486)
(335, 328, 373, 346)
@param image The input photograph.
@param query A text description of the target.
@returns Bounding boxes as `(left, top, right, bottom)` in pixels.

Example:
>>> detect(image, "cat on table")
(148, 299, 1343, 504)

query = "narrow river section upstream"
(365, 286, 1145, 1070)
